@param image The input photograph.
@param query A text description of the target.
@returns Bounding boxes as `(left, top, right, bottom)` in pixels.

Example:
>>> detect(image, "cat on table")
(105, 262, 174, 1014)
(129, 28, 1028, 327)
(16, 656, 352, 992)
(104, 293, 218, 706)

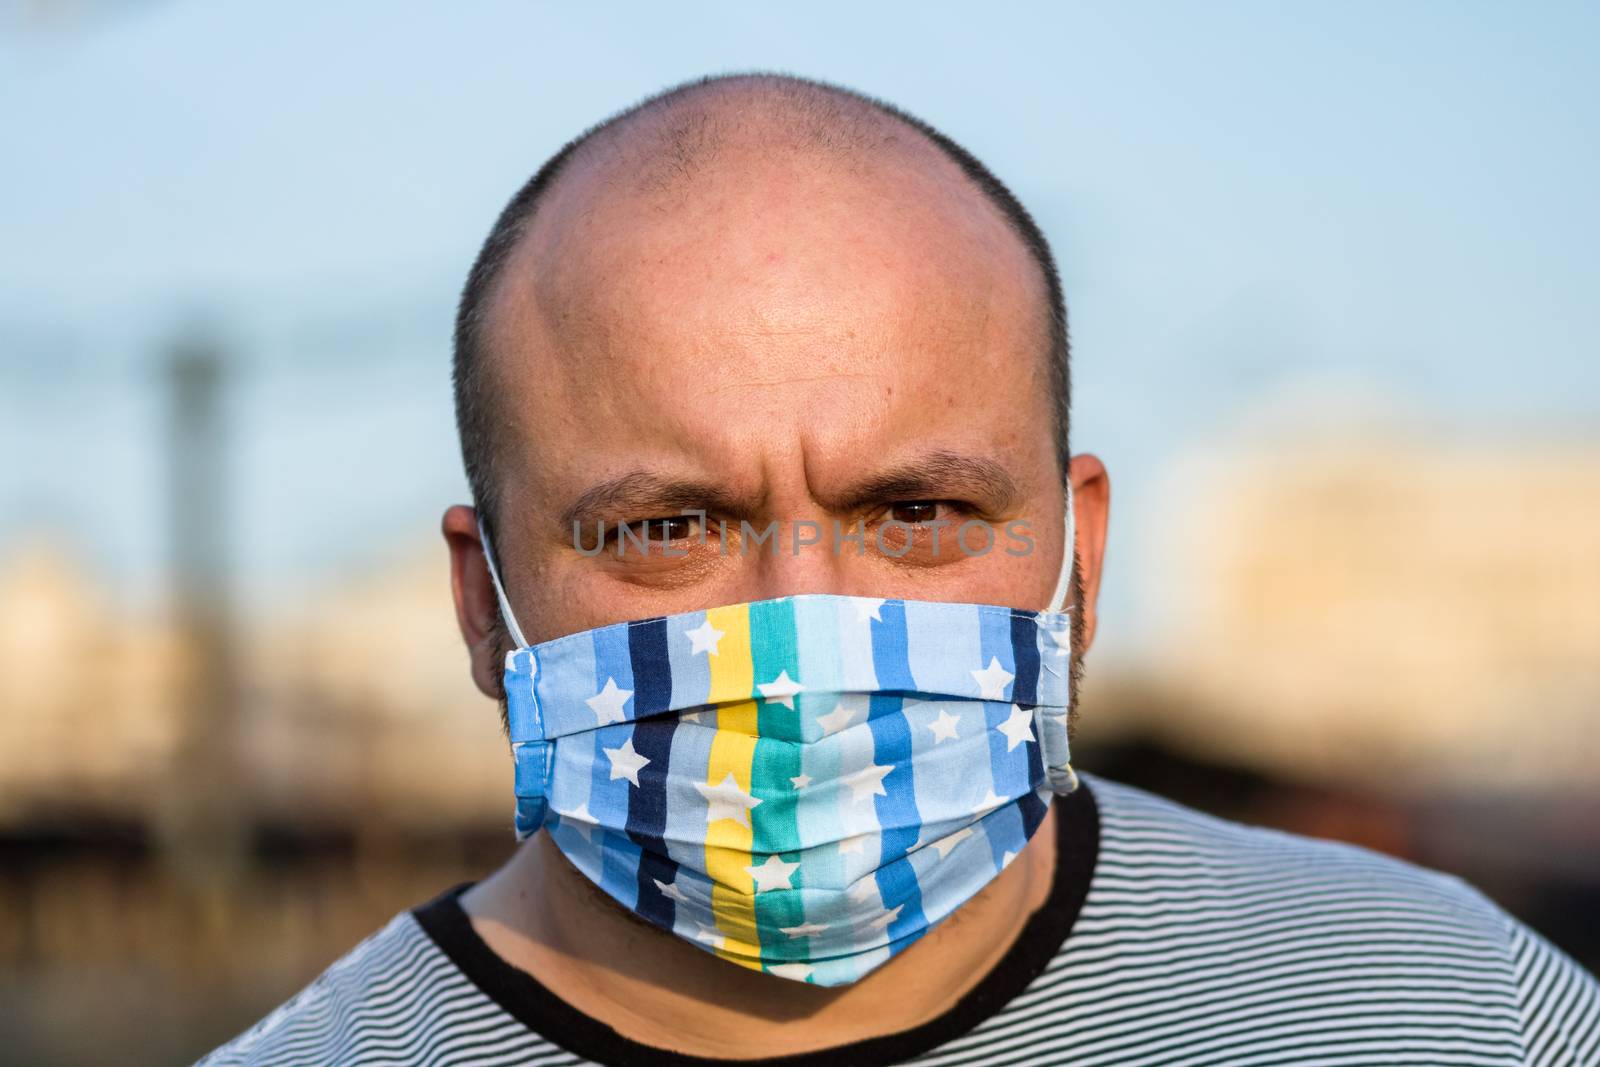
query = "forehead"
(481, 132, 1056, 513)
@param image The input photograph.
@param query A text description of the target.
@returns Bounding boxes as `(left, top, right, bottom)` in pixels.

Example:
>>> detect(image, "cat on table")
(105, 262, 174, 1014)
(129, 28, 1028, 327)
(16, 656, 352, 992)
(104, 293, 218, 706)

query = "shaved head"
(452, 72, 1071, 539)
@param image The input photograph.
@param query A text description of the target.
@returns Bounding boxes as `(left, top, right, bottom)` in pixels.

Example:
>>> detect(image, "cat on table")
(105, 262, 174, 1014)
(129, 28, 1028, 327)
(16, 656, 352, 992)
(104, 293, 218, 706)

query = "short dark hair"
(452, 72, 1071, 541)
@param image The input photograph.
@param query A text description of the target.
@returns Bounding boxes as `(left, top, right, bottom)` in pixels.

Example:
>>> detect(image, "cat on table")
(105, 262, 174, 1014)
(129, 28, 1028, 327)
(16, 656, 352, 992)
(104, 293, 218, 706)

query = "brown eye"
(889, 501, 941, 524)
(655, 516, 698, 540)
(613, 515, 702, 545)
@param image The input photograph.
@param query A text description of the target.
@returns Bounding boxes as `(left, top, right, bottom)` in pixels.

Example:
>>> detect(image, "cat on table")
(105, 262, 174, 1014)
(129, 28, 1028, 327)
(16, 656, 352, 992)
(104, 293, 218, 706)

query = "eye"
(611, 514, 704, 546)
(888, 501, 946, 525)
(652, 515, 700, 541)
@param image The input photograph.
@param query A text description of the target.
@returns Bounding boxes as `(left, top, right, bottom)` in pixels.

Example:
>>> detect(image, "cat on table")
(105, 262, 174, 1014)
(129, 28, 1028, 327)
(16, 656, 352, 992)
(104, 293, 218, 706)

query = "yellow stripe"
(705, 603, 754, 707)
(703, 604, 760, 964)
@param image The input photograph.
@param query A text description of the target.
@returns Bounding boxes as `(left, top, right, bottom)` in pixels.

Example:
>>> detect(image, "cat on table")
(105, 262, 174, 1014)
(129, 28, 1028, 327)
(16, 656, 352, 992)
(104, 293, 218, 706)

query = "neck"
(461, 804, 1059, 1059)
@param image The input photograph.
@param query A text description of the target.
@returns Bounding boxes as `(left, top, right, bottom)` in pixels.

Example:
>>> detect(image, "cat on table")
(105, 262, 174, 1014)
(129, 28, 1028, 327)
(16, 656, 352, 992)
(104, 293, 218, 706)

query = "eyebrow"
(559, 471, 761, 533)
(832, 450, 1020, 514)
(558, 450, 1021, 534)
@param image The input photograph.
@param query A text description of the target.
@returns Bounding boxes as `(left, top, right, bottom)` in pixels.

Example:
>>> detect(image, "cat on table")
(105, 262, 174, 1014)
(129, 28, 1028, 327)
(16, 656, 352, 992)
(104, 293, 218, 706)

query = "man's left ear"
(442, 504, 509, 701)
(1066, 454, 1110, 653)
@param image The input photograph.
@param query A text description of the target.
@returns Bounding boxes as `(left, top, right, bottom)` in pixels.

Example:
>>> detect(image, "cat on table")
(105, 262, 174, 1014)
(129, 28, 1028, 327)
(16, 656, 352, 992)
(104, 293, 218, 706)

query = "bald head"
(452, 73, 1071, 535)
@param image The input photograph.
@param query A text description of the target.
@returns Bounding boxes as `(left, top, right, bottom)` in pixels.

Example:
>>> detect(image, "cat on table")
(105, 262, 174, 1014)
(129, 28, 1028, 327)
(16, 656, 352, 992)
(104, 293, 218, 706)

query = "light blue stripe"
(793, 595, 844, 736)
(978, 604, 1026, 813)
(979, 787, 1027, 871)
(505, 648, 540, 743)
(836, 596, 880, 695)
(832, 697, 885, 900)
(586, 626, 636, 852)
(901, 599, 960, 693)
(900, 698, 964, 832)
(901, 599, 995, 699)
(790, 596, 847, 898)
(537, 628, 599, 739)
(663, 716, 715, 873)
(667, 609, 714, 710)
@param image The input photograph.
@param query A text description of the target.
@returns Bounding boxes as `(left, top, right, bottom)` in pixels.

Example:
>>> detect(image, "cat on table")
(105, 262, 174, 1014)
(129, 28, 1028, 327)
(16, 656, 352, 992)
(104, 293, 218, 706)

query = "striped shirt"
(199, 771, 1600, 1066)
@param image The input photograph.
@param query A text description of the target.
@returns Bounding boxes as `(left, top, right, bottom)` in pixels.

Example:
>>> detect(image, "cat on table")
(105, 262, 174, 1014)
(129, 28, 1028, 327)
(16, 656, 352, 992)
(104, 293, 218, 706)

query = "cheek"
(863, 526, 1059, 611)
(950, 552, 1060, 612)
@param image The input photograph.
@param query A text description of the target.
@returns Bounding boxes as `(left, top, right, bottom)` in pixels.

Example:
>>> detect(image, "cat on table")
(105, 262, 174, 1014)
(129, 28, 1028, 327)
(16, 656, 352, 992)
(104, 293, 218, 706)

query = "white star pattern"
(694, 924, 726, 949)
(926, 708, 962, 743)
(696, 772, 762, 827)
(931, 826, 975, 859)
(843, 762, 893, 803)
(684, 619, 726, 656)
(555, 802, 594, 844)
(602, 737, 651, 785)
(681, 708, 715, 725)
(768, 962, 814, 982)
(855, 598, 886, 622)
(585, 677, 633, 725)
(757, 670, 806, 709)
(746, 854, 800, 892)
(789, 773, 812, 789)
(848, 878, 880, 903)
(837, 834, 868, 855)
(780, 921, 829, 939)
(817, 694, 867, 736)
(1002, 849, 1018, 868)
(1046, 626, 1072, 655)
(997, 704, 1036, 752)
(866, 904, 904, 931)
(973, 789, 1006, 815)
(971, 657, 1015, 701)
(653, 878, 690, 903)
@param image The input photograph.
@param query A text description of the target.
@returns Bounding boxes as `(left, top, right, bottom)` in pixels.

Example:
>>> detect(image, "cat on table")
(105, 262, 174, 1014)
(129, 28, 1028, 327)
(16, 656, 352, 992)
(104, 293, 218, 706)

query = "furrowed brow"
(559, 471, 758, 533)
(834, 451, 1020, 513)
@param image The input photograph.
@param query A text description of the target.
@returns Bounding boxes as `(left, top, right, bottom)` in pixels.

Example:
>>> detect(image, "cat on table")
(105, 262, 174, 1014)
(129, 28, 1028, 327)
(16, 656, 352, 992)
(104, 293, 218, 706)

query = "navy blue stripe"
(628, 616, 674, 717)
(1017, 781, 1048, 838)
(1008, 610, 1040, 706)
(1010, 610, 1048, 835)
(625, 716, 679, 927)
(625, 617, 679, 926)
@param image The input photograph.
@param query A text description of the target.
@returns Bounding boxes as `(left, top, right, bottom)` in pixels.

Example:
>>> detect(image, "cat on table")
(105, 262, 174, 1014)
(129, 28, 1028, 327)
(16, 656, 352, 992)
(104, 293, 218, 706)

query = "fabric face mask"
(478, 490, 1079, 987)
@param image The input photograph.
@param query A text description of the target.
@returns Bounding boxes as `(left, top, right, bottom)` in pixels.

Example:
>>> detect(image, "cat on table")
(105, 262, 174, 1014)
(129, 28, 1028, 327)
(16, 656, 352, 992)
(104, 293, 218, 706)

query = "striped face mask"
(478, 491, 1079, 987)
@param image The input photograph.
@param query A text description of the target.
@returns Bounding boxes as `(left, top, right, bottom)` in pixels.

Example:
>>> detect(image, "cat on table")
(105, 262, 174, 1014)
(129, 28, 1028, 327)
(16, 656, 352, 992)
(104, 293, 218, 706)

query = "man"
(203, 73, 1599, 1066)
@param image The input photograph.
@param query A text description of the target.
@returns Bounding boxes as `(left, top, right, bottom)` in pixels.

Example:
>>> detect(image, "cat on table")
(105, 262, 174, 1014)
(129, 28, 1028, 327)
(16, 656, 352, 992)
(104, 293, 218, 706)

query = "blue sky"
(2, 1, 1596, 656)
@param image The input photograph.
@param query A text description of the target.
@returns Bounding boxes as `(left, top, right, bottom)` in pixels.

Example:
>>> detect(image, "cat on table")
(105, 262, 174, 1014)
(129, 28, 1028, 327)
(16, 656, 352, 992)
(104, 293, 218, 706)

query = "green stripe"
(747, 597, 806, 959)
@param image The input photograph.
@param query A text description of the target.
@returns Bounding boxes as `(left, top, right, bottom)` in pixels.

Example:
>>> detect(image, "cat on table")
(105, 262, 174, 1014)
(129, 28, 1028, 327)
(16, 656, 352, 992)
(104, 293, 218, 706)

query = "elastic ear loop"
(1047, 479, 1077, 615)
(477, 514, 530, 650)
(1044, 479, 1081, 794)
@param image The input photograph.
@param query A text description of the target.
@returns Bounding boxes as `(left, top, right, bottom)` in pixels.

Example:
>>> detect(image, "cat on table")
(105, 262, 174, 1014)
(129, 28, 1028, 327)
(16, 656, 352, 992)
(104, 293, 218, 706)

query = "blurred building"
(1142, 398, 1600, 795)
(0, 540, 509, 836)
(244, 545, 509, 833)
(0, 542, 184, 828)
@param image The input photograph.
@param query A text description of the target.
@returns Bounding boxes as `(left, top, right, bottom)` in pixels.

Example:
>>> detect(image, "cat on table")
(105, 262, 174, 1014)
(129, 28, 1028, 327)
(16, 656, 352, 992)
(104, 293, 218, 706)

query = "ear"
(1066, 454, 1110, 652)
(442, 504, 509, 700)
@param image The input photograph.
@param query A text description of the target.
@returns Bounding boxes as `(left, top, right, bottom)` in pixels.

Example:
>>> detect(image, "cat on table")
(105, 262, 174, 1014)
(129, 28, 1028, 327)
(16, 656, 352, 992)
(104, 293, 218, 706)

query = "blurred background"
(2, 1, 1597, 1062)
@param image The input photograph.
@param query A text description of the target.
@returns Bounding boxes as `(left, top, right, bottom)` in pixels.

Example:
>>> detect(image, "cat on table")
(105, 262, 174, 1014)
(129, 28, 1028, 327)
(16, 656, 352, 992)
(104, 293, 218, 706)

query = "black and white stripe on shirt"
(198, 771, 1600, 1066)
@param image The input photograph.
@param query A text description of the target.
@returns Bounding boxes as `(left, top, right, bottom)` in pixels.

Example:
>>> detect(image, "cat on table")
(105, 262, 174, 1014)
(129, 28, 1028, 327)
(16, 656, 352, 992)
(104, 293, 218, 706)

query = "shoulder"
(1074, 771, 1600, 1063)
(194, 905, 551, 1067)
(195, 910, 438, 1066)
(1498, 904, 1600, 1065)
(1082, 769, 1516, 922)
